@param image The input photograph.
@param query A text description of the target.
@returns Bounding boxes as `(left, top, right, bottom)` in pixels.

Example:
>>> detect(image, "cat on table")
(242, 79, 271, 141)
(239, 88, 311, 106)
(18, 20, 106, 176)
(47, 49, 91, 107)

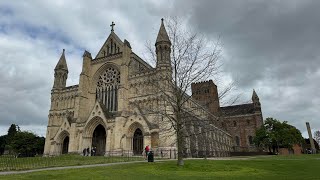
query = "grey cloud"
(171, 0, 320, 133)
(0, 0, 318, 136)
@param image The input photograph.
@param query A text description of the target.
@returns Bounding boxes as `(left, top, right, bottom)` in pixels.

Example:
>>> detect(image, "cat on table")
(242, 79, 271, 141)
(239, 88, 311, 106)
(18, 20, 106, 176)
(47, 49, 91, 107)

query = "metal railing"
(0, 149, 231, 171)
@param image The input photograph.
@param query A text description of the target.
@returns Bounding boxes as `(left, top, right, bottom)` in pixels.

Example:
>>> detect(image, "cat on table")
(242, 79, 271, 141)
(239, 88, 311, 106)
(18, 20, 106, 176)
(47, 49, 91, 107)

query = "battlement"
(191, 80, 217, 92)
(191, 80, 217, 88)
(191, 79, 214, 85)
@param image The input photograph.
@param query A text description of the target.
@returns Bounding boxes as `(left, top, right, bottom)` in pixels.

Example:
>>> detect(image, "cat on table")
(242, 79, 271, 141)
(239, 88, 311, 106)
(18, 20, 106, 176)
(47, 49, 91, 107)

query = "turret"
(252, 89, 261, 112)
(81, 50, 92, 75)
(53, 49, 68, 89)
(155, 18, 171, 68)
(79, 50, 92, 94)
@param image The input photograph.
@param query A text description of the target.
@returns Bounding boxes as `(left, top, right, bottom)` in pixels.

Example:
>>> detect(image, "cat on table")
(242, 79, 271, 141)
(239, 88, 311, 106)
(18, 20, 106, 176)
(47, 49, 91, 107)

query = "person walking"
(83, 148, 86, 156)
(145, 145, 150, 158)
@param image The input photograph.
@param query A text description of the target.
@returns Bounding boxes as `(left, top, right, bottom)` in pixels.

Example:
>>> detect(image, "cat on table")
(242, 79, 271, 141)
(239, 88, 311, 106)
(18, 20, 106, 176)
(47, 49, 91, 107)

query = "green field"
(0, 154, 144, 171)
(1, 154, 319, 180)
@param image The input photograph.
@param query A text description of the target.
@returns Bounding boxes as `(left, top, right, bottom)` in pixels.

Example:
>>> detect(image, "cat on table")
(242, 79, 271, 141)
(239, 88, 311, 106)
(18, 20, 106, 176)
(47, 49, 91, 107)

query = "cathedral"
(191, 80, 263, 152)
(43, 20, 233, 156)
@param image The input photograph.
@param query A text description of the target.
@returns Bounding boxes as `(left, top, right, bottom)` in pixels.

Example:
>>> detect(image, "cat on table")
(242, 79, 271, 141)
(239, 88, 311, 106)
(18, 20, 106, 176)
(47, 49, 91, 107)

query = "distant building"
(279, 144, 302, 155)
(191, 80, 263, 152)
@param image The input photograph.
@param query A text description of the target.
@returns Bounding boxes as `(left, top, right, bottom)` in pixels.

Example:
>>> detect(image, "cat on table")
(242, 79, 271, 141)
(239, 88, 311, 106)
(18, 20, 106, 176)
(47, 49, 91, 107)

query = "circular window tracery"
(97, 67, 120, 87)
(96, 67, 120, 112)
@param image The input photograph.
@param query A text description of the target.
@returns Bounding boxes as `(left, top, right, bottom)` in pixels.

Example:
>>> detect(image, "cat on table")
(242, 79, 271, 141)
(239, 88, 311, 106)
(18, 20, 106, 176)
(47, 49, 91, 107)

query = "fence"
(153, 149, 230, 159)
(0, 149, 230, 171)
(0, 151, 143, 171)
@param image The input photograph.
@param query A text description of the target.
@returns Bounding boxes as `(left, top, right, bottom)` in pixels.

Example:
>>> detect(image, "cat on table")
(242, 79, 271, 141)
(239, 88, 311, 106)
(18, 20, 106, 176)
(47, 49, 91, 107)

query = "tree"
(140, 17, 233, 166)
(0, 124, 45, 156)
(9, 131, 45, 156)
(0, 135, 7, 155)
(254, 117, 303, 153)
(3, 124, 20, 153)
(7, 124, 18, 143)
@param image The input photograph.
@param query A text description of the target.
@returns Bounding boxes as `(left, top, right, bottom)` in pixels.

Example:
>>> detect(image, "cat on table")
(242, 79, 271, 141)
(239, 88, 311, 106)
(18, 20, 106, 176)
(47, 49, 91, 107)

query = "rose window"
(96, 67, 120, 112)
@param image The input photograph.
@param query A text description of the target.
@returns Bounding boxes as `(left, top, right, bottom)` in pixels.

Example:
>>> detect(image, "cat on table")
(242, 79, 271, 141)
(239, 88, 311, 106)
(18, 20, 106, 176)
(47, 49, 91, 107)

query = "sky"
(0, 0, 319, 138)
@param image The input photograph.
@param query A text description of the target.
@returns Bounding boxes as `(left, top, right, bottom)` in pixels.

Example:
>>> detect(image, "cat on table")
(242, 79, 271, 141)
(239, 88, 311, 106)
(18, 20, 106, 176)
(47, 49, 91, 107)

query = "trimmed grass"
(1, 154, 319, 180)
(0, 154, 144, 171)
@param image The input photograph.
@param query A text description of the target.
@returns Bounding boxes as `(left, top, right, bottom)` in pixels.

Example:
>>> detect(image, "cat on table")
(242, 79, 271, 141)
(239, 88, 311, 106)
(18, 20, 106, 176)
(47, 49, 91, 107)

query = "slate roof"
(220, 103, 255, 116)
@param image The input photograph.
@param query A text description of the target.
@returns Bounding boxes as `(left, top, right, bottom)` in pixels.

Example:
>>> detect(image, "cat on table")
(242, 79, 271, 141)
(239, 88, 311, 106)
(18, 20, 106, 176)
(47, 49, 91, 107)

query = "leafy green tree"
(0, 135, 7, 155)
(7, 124, 19, 143)
(254, 117, 303, 153)
(10, 131, 45, 156)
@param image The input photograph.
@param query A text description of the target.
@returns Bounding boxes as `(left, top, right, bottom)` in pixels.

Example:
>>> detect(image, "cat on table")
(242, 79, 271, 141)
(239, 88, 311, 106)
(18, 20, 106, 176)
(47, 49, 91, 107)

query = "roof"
(220, 103, 255, 116)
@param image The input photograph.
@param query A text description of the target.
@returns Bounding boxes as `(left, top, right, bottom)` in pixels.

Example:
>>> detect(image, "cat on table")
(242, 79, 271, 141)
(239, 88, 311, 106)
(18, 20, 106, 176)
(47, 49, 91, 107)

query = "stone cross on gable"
(110, 21, 115, 32)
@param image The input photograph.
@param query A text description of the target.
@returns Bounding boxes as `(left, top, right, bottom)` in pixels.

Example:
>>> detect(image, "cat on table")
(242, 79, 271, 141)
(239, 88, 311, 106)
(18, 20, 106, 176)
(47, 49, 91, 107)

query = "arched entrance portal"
(62, 136, 69, 154)
(133, 128, 143, 155)
(92, 124, 106, 156)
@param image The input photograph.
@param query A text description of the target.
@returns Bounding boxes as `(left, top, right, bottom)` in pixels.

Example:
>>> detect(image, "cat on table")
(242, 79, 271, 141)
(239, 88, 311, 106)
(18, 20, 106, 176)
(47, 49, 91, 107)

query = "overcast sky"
(0, 0, 319, 138)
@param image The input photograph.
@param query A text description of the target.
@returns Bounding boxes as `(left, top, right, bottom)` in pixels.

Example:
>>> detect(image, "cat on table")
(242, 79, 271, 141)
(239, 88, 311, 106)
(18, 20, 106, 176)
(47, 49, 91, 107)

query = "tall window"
(248, 136, 254, 145)
(96, 67, 120, 112)
(235, 136, 240, 146)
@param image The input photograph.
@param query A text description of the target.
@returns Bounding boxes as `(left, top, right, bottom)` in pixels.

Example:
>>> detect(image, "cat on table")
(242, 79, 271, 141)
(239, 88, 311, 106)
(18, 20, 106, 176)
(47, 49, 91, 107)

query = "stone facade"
(43, 20, 232, 156)
(191, 80, 263, 152)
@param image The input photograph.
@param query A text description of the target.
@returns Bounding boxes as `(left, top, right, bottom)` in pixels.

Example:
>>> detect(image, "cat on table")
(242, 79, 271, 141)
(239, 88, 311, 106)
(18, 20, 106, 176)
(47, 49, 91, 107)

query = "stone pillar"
(68, 123, 77, 153)
(306, 122, 316, 154)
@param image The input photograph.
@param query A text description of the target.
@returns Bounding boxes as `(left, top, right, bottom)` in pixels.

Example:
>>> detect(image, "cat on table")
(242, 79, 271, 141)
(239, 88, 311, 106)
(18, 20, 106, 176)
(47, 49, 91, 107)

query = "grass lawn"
(0, 154, 144, 171)
(1, 154, 319, 180)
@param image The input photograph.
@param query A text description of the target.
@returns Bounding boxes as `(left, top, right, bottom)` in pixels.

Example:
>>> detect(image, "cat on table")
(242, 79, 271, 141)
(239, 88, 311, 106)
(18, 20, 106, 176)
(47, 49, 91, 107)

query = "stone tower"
(155, 18, 171, 69)
(252, 89, 261, 112)
(53, 49, 68, 89)
(191, 80, 220, 115)
(306, 122, 316, 153)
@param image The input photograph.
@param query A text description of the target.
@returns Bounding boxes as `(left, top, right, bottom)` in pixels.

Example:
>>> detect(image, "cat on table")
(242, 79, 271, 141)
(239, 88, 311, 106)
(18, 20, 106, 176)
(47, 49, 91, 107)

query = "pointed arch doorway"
(62, 136, 69, 154)
(133, 128, 143, 155)
(92, 124, 106, 156)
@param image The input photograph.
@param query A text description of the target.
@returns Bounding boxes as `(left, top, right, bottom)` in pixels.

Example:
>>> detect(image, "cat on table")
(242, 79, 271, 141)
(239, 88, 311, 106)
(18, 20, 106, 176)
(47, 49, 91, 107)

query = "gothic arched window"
(235, 136, 240, 146)
(248, 136, 254, 145)
(96, 67, 120, 112)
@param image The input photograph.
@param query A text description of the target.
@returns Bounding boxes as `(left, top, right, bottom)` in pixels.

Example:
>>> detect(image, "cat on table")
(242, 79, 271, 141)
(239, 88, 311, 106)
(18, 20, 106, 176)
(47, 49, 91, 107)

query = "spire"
(252, 89, 259, 101)
(55, 49, 68, 71)
(155, 18, 171, 45)
(252, 89, 261, 112)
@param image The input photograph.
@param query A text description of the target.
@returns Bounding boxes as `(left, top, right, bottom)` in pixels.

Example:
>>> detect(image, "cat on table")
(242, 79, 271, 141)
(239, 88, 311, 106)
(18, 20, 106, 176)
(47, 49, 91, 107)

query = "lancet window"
(96, 67, 120, 112)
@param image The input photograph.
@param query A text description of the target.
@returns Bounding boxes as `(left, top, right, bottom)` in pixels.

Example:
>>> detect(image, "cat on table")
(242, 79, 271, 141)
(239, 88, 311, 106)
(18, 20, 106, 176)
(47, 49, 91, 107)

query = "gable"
(95, 32, 124, 59)
(88, 100, 110, 121)
(129, 53, 154, 75)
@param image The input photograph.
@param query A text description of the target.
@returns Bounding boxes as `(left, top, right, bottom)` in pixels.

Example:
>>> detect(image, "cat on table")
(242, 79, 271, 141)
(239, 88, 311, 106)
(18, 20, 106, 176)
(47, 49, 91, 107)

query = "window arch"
(235, 136, 240, 146)
(248, 136, 254, 145)
(96, 67, 120, 112)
